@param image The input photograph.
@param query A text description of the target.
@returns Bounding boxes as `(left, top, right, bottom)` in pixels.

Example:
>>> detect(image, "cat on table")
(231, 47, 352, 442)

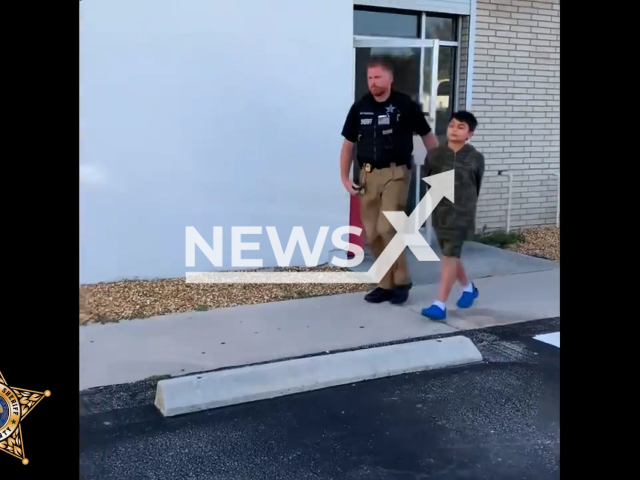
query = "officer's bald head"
(366, 57, 393, 99)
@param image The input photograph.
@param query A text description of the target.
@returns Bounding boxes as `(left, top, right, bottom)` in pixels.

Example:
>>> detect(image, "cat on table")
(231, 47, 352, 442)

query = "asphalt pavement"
(80, 317, 560, 480)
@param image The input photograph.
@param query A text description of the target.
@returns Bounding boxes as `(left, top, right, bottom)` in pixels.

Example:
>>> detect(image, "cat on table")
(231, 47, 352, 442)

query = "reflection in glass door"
(353, 39, 440, 236)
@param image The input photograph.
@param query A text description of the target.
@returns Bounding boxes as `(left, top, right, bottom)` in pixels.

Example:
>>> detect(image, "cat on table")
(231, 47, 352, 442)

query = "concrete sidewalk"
(350, 239, 558, 285)
(80, 268, 559, 391)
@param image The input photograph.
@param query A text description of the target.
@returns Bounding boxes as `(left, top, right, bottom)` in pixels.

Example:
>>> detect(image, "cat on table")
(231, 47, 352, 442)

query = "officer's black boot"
(390, 283, 413, 304)
(364, 287, 394, 303)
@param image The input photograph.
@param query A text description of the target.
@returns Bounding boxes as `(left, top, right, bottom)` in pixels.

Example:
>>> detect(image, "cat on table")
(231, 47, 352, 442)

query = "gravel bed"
(79, 266, 374, 325)
(509, 226, 559, 262)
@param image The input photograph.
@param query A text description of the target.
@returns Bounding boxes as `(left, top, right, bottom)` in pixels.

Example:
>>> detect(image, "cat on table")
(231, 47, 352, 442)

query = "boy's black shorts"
(438, 238, 463, 258)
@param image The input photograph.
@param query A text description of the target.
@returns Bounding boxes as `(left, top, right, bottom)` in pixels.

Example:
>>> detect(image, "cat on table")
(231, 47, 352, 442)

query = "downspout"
(454, 18, 462, 111)
(498, 170, 513, 232)
(465, 0, 478, 110)
(552, 171, 560, 227)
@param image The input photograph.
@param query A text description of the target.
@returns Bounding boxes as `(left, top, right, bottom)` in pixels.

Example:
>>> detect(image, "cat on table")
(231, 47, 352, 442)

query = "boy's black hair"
(450, 110, 478, 131)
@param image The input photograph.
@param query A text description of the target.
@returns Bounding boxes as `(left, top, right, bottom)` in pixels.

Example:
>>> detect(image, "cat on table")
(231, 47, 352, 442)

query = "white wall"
(80, 0, 354, 284)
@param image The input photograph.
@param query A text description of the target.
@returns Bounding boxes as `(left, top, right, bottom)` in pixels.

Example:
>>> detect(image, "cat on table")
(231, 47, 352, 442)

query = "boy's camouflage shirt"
(425, 142, 485, 242)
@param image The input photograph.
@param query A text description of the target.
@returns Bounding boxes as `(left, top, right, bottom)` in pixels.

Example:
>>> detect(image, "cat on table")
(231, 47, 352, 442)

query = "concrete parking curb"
(154, 335, 483, 417)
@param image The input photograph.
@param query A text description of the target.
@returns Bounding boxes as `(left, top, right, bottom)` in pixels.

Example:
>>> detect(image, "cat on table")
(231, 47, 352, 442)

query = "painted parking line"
(533, 332, 559, 348)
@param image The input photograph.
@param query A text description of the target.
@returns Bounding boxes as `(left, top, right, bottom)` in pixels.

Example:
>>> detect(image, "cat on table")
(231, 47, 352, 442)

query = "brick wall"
(469, 0, 559, 232)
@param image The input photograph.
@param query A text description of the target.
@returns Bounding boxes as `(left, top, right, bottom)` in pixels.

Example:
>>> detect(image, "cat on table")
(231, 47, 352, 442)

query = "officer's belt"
(359, 161, 408, 172)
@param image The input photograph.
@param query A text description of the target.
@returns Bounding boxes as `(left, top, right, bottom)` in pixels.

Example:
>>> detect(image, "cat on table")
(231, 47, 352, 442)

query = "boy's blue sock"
(457, 282, 478, 308)
(421, 300, 447, 320)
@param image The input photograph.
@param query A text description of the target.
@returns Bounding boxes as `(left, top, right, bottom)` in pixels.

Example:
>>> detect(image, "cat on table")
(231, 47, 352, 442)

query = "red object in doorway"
(347, 194, 365, 258)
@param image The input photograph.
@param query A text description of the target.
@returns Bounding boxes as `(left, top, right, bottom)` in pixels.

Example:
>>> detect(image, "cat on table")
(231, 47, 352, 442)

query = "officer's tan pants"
(359, 164, 411, 290)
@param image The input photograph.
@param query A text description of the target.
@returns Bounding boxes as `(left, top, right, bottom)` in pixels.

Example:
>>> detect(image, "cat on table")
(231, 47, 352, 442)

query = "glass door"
(353, 38, 440, 238)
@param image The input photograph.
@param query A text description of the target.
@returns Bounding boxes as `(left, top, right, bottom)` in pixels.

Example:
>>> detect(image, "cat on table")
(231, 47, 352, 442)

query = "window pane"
(423, 16, 456, 41)
(354, 9, 420, 38)
(435, 46, 456, 138)
(420, 48, 434, 114)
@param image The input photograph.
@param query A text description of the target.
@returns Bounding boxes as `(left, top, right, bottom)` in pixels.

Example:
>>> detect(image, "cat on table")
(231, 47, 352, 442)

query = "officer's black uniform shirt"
(341, 90, 431, 168)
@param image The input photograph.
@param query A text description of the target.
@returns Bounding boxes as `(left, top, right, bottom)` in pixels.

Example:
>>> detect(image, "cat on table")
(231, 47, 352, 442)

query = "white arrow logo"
(365, 170, 455, 284)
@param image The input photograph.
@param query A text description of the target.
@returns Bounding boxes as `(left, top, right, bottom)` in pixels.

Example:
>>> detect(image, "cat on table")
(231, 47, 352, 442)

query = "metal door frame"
(353, 36, 441, 241)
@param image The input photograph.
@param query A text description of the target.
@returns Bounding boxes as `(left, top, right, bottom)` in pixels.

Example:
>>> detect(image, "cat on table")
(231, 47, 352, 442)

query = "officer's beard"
(370, 85, 388, 97)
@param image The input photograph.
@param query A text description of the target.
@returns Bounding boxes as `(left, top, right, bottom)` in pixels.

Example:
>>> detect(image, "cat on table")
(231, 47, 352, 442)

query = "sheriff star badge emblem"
(0, 370, 50, 465)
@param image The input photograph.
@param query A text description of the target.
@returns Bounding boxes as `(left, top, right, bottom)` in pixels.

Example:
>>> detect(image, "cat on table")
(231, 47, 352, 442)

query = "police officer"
(340, 57, 439, 304)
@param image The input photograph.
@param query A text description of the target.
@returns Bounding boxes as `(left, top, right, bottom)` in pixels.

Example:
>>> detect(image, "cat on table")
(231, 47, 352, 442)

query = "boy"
(421, 111, 485, 320)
